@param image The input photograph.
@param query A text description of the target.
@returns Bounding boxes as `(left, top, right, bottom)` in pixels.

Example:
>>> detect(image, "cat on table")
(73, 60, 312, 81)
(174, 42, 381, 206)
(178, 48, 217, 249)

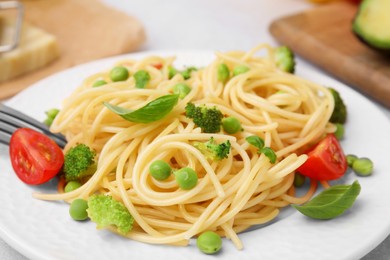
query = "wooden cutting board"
(0, 0, 145, 100)
(269, 1, 390, 108)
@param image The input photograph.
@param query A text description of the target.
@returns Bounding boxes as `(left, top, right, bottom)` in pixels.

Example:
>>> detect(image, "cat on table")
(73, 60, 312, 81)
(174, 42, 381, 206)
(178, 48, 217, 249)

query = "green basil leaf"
(168, 66, 178, 79)
(104, 94, 179, 123)
(261, 147, 277, 164)
(292, 180, 361, 220)
(181, 67, 197, 80)
(246, 135, 264, 150)
(134, 70, 151, 89)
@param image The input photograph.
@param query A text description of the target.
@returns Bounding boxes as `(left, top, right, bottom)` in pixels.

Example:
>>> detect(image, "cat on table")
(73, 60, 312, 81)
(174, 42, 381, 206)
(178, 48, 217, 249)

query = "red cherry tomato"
(9, 128, 64, 185)
(152, 63, 163, 70)
(297, 134, 347, 181)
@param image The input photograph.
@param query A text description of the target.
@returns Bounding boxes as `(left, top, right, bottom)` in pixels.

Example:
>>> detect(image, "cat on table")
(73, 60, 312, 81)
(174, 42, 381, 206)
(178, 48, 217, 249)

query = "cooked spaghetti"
(34, 44, 335, 249)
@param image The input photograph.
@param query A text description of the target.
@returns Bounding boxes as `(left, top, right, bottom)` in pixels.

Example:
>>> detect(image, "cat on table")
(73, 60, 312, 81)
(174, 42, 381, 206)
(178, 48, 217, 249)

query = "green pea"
(168, 66, 178, 79)
(44, 108, 60, 126)
(352, 157, 373, 176)
(65, 181, 82, 193)
(69, 199, 89, 221)
(196, 231, 222, 254)
(233, 65, 250, 76)
(43, 117, 54, 127)
(110, 66, 129, 82)
(173, 83, 191, 99)
(149, 160, 172, 181)
(217, 63, 230, 82)
(346, 154, 358, 167)
(334, 123, 344, 140)
(293, 173, 306, 187)
(222, 116, 241, 134)
(174, 167, 198, 190)
(92, 79, 107, 87)
(46, 108, 60, 119)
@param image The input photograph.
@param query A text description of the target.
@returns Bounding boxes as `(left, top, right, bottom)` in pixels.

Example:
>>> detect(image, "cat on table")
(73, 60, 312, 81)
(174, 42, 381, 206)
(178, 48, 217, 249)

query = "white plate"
(1, 51, 390, 260)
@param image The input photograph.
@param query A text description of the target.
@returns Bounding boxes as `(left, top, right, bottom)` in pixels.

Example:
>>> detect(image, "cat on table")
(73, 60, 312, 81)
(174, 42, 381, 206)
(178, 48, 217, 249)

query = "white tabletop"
(1, 0, 389, 259)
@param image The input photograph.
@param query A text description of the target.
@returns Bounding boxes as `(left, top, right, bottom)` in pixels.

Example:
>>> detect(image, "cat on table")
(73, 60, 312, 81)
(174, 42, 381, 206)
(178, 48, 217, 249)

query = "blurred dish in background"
(0, 1, 60, 83)
(0, 0, 145, 100)
(0, 1, 23, 53)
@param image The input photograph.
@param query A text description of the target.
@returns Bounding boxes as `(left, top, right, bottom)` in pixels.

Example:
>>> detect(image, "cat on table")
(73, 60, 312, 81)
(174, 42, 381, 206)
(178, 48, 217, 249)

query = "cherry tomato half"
(9, 128, 64, 185)
(297, 134, 347, 181)
(152, 63, 163, 70)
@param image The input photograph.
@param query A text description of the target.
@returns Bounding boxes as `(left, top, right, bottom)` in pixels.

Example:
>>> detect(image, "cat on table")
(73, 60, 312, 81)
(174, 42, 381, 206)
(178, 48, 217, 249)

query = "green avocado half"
(352, 0, 390, 53)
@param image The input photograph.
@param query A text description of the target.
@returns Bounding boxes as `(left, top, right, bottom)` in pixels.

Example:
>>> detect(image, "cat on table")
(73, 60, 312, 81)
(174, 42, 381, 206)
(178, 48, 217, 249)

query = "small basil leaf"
(104, 94, 179, 123)
(246, 135, 264, 150)
(261, 147, 277, 164)
(292, 180, 361, 220)
(181, 67, 197, 80)
(134, 70, 151, 89)
(168, 66, 178, 79)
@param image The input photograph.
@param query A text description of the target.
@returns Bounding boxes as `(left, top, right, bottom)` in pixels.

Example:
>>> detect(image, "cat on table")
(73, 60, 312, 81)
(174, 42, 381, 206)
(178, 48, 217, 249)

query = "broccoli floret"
(274, 46, 295, 73)
(328, 88, 347, 124)
(193, 137, 231, 161)
(87, 194, 134, 234)
(64, 144, 96, 182)
(185, 103, 223, 133)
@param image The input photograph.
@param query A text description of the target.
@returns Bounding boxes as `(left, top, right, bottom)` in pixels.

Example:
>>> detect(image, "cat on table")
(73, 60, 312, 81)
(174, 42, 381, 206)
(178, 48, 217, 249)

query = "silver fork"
(0, 103, 67, 148)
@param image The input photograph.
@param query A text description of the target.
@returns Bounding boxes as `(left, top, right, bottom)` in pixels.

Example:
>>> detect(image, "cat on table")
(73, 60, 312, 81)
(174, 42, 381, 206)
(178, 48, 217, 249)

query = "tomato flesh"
(9, 128, 64, 185)
(152, 63, 163, 70)
(298, 134, 347, 181)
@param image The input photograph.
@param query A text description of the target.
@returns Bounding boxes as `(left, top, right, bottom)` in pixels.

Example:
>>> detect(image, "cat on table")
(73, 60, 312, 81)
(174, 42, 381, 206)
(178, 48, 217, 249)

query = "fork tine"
(0, 104, 52, 131)
(0, 120, 15, 135)
(0, 103, 67, 148)
(0, 130, 11, 146)
(0, 119, 15, 145)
